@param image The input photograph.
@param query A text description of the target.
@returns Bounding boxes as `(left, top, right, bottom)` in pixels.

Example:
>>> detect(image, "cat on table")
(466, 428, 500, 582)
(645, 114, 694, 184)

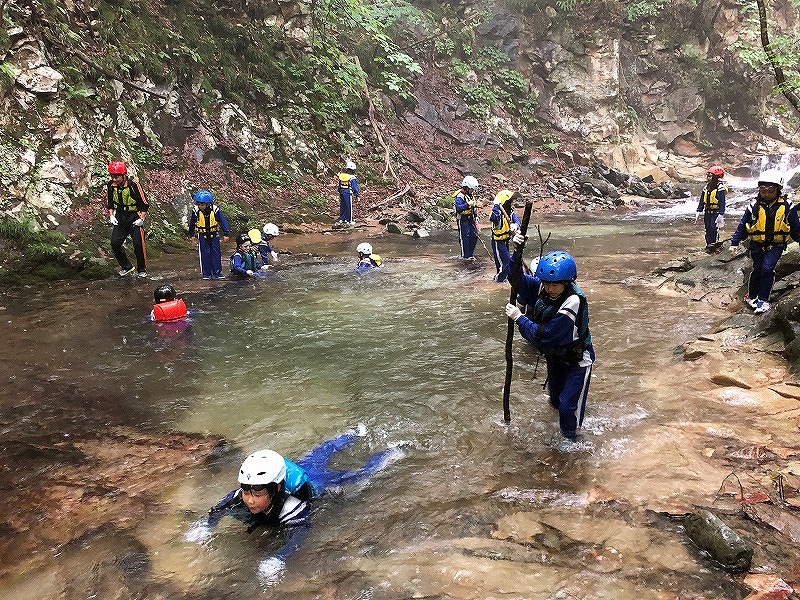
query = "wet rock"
(386, 221, 403, 234)
(406, 210, 427, 223)
(413, 227, 429, 238)
(743, 574, 793, 600)
(683, 509, 753, 572)
(710, 371, 752, 389)
(743, 503, 800, 543)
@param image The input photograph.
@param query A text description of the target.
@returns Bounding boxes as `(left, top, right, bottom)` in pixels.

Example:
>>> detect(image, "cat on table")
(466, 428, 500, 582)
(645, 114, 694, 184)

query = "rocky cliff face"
(0, 0, 798, 281)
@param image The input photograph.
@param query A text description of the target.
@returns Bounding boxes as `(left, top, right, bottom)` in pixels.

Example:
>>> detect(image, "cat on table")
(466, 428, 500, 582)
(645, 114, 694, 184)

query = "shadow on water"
(0, 214, 775, 599)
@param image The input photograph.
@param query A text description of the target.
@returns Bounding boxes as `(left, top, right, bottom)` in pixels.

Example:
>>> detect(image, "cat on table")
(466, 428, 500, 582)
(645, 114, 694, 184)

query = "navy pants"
(491, 239, 512, 281)
(297, 429, 394, 491)
(197, 235, 223, 279)
(458, 217, 478, 259)
(748, 244, 784, 302)
(703, 212, 721, 246)
(545, 357, 592, 439)
(338, 190, 353, 222)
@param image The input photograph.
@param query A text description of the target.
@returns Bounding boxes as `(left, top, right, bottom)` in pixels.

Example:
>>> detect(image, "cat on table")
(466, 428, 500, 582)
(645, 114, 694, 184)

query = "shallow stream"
(0, 205, 785, 599)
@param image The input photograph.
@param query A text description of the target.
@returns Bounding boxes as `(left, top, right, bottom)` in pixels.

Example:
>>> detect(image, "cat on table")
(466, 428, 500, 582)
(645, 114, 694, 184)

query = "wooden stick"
(502, 199, 533, 423)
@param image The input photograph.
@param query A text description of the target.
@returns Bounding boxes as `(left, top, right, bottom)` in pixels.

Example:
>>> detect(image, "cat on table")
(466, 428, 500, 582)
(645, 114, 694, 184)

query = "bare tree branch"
(756, 0, 800, 114)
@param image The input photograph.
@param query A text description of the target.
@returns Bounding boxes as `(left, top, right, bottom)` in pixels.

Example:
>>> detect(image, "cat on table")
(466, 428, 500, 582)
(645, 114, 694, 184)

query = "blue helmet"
(194, 190, 213, 203)
(536, 251, 577, 282)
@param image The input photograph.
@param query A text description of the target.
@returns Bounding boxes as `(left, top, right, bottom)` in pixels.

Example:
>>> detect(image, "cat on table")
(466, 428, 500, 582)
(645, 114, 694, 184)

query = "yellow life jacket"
(110, 184, 138, 212)
(196, 207, 220, 236)
(745, 200, 793, 245)
(701, 185, 726, 211)
(492, 211, 511, 241)
(369, 253, 382, 267)
(455, 192, 475, 217)
(338, 173, 355, 191)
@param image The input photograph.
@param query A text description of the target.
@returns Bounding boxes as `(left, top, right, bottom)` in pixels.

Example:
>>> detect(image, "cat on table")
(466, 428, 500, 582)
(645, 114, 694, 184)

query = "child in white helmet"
(185, 426, 401, 583)
(356, 241, 382, 273)
(335, 159, 359, 227)
(257, 223, 281, 266)
(455, 175, 480, 259)
(729, 168, 800, 314)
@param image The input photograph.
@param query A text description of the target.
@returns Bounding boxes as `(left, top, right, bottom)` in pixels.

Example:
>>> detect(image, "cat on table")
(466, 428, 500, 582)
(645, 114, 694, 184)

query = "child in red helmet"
(695, 165, 727, 252)
(107, 161, 149, 276)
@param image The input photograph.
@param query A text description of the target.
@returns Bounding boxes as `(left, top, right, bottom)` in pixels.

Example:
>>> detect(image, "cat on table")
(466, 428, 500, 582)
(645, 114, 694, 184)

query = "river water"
(0, 205, 783, 599)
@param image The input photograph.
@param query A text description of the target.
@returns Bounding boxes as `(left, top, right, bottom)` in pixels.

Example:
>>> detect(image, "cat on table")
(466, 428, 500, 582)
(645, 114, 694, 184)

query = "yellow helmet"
(247, 229, 262, 244)
(495, 190, 516, 204)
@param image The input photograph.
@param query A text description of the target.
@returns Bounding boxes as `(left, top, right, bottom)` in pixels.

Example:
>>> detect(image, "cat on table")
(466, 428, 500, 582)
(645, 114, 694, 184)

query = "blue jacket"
(230, 249, 263, 278)
(454, 191, 476, 220)
(515, 274, 594, 366)
(731, 195, 800, 249)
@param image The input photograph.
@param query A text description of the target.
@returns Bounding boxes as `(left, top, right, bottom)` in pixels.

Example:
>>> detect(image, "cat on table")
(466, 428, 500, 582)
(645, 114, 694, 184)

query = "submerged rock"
(683, 508, 753, 572)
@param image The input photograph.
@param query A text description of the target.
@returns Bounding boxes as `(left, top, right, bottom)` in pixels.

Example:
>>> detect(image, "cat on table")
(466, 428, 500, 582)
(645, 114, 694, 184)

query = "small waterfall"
(750, 152, 800, 187)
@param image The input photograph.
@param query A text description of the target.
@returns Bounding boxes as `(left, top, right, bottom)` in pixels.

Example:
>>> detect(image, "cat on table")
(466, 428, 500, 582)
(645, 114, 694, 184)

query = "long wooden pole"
(502, 200, 533, 422)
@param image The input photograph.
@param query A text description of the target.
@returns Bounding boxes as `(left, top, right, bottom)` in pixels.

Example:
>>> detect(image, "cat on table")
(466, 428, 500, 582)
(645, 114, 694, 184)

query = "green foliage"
(537, 132, 560, 153)
(434, 37, 455, 58)
(0, 215, 37, 241)
(0, 215, 66, 262)
(624, 0, 670, 21)
(129, 140, 162, 167)
(460, 83, 496, 118)
(215, 196, 253, 234)
(312, 0, 429, 101)
(434, 193, 457, 208)
(300, 193, 328, 210)
(0, 62, 14, 94)
(503, 0, 546, 13)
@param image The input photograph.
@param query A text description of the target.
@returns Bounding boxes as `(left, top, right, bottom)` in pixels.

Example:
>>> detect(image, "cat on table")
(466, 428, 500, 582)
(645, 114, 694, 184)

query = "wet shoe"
(743, 294, 758, 309)
(754, 300, 771, 314)
(118, 266, 135, 276)
(216, 275, 226, 279)
(137, 271, 147, 278)
(202, 276, 211, 280)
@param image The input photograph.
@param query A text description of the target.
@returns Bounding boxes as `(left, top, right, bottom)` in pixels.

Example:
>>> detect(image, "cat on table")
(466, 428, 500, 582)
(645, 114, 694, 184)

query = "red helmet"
(706, 165, 724, 177)
(108, 161, 127, 175)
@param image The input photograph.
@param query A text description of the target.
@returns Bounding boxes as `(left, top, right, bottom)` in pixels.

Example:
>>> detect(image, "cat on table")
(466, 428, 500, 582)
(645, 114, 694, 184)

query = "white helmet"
(345, 159, 356, 171)
(758, 169, 784, 188)
(461, 175, 479, 190)
(357, 242, 372, 255)
(262, 223, 279, 237)
(238, 450, 286, 485)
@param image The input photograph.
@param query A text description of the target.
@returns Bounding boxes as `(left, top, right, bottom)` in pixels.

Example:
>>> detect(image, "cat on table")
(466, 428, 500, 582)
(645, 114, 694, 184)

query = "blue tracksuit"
(490, 204, 520, 282)
(337, 172, 359, 222)
(455, 190, 478, 259)
(696, 182, 726, 246)
(257, 239, 277, 266)
(731, 195, 800, 303)
(188, 205, 230, 279)
(203, 429, 397, 564)
(513, 273, 595, 439)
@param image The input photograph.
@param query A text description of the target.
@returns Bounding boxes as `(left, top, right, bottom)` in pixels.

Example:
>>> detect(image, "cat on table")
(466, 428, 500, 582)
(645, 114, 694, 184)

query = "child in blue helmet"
(504, 244, 595, 440)
(185, 425, 401, 583)
(188, 190, 230, 279)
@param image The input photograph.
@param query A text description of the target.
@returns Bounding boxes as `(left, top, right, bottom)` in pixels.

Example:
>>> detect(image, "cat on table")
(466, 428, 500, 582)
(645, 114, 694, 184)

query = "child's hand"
(258, 557, 285, 583)
(505, 303, 523, 321)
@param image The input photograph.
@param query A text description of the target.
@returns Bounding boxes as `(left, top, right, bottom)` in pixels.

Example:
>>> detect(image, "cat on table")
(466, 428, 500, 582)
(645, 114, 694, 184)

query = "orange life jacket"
(152, 299, 188, 322)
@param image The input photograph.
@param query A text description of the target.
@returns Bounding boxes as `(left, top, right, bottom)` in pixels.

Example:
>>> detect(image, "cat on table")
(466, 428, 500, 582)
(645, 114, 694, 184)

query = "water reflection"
(0, 214, 758, 599)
